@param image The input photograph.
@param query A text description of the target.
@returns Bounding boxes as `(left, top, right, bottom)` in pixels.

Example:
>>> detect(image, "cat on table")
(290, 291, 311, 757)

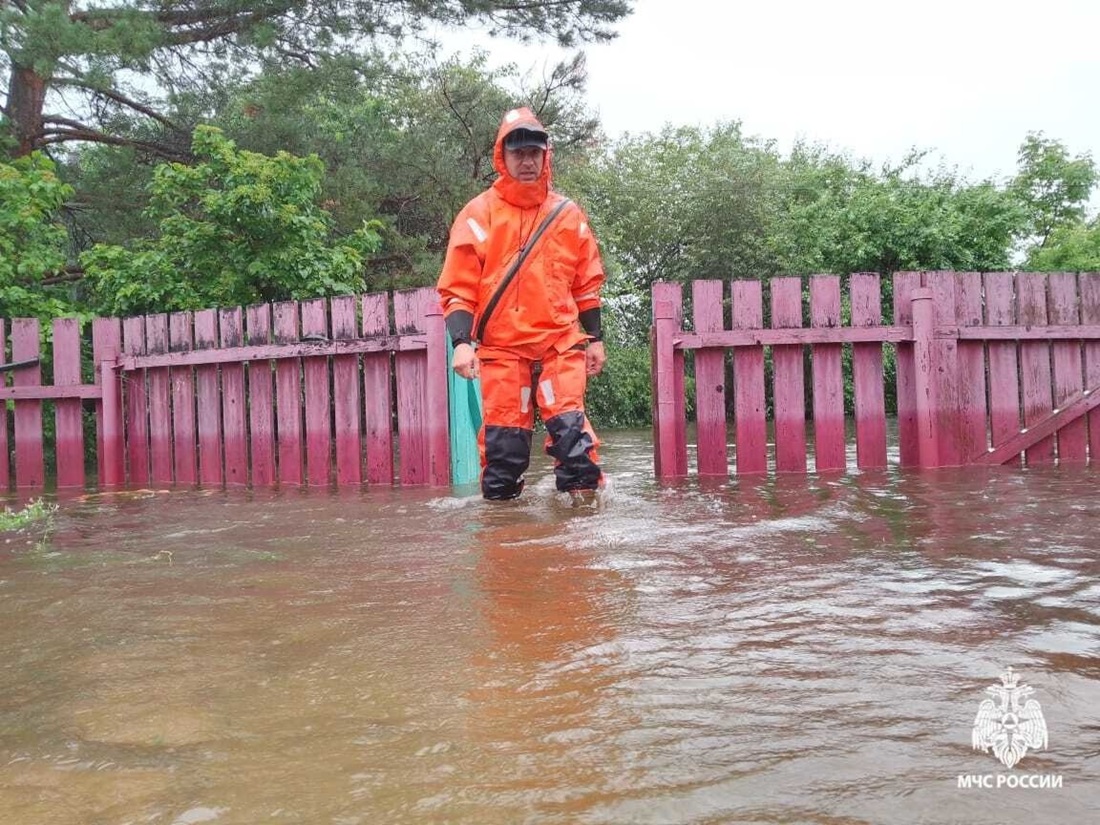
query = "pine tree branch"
(40, 117, 192, 161)
(54, 80, 185, 134)
(70, 3, 293, 32)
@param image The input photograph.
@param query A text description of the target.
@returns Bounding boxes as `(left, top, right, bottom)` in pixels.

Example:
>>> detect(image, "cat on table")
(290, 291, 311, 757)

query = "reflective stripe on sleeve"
(465, 217, 487, 243)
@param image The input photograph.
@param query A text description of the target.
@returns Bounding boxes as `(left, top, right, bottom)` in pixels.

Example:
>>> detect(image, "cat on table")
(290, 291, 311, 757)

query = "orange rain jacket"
(437, 108, 605, 361)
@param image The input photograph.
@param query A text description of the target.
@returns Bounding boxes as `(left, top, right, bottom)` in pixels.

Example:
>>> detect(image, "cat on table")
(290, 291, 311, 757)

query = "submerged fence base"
(1, 288, 450, 491)
(652, 271, 1100, 478)
(9, 272, 1096, 491)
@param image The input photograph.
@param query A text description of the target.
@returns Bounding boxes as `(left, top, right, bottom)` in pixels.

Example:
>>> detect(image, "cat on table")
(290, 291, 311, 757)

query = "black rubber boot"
(482, 426, 533, 500)
(545, 411, 601, 492)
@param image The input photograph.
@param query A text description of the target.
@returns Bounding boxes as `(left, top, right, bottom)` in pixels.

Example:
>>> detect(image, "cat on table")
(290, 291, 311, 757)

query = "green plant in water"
(1, 498, 59, 558)
(0, 498, 58, 531)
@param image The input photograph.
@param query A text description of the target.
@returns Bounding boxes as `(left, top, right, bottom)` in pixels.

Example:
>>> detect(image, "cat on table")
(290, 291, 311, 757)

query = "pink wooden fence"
(0, 288, 449, 490)
(653, 271, 1100, 477)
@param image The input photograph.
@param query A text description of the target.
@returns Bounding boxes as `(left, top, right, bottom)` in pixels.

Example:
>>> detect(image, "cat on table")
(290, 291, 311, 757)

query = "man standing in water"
(437, 107, 607, 501)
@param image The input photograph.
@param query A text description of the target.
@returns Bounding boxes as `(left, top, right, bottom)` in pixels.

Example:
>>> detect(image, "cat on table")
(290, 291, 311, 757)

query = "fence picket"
(771, 277, 806, 472)
(123, 317, 149, 485)
(673, 298, 688, 478)
(984, 273, 1021, 465)
(146, 314, 173, 483)
(731, 280, 767, 475)
(92, 318, 122, 486)
(955, 273, 987, 462)
(194, 310, 223, 485)
(246, 305, 276, 486)
(394, 289, 428, 484)
(1018, 273, 1055, 465)
(331, 295, 363, 485)
(849, 274, 887, 468)
(652, 282, 686, 478)
(273, 301, 303, 485)
(362, 293, 394, 485)
(893, 272, 920, 467)
(929, 273, 961, 466)
(1081, 274, 1100, 461)
(692, 280, 728, 476)
(810, 276, 845, 472)
(12, 320, 44, 488)
(219, 309, 248, 485)
(169, 312, 198, 485)
(1048, 273, 1087, 463)
(52, 318, 85, 488)
(301, 299, 331, 485)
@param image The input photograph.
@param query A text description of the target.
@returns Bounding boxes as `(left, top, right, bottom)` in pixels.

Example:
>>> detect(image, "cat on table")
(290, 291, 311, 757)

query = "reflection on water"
(1, 431, 1098, 824)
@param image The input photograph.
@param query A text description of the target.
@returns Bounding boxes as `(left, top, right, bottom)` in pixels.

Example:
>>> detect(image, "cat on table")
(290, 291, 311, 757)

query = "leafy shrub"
(82, 126, 382, 315)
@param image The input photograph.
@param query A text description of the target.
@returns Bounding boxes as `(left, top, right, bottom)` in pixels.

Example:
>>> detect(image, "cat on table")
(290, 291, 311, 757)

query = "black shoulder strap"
(474, 198, 574, 343)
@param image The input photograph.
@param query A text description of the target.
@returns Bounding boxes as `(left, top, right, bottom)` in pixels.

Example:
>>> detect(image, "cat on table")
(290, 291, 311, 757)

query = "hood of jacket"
(492, 107, 551, 209)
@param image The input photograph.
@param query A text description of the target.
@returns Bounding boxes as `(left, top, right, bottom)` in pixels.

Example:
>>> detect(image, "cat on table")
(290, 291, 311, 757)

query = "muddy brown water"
(1, 431, 1097, 824)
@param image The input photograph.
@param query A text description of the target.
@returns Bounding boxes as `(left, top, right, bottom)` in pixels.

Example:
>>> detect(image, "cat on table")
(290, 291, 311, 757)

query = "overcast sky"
(440, 0, 1099, 196)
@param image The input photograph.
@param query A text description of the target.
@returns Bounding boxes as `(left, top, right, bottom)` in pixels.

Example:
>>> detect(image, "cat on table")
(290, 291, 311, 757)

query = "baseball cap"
(503, 127, 549, 150)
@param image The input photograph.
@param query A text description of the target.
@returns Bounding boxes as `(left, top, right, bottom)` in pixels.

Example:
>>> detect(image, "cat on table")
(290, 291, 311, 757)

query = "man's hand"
(585, 341, 606, 376)
(452, 342, 480, 380)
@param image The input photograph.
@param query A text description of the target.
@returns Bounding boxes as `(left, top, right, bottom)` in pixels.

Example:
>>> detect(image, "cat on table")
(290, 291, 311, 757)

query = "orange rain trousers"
(477, 347, 602, 499)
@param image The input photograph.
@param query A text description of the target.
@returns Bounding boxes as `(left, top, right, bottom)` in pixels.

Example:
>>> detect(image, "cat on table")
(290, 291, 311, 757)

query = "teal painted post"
(447, 336, 483, 485)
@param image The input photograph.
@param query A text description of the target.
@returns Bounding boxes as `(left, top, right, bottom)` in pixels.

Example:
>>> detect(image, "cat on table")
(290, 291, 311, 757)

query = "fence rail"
(652, 271, 1100, 478)
(0, 288, 449, 491)
(7, 273, 1098, 490)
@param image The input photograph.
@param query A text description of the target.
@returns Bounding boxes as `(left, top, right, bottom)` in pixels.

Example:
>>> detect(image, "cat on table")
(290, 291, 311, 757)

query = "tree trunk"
(6, 63, 48, 157)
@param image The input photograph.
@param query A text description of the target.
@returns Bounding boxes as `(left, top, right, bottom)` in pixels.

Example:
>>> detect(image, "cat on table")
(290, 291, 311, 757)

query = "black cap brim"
(503, 128, 549, 150)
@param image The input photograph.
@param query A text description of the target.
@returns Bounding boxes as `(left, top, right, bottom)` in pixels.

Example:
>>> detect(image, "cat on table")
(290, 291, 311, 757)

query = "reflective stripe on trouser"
(478, 347, 602, 498)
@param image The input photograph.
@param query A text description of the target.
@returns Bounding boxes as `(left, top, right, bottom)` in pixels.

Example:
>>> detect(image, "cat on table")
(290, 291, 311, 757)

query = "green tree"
(568, 122, 783, 293)
(570, 128, 1024, 346)
(214, 50, 600, 287)
(772, 146, 1024, 277)
(62, 49, 602, 291)
(59, 142, 160, 249)
(0, 151, 77, 319)
(1010, 132, 1096, 247)
(1026, 219, 1100, 271)
(1, 0, 630, 159)
(81, 126, 381, 315)
(585, 336, 653, 428)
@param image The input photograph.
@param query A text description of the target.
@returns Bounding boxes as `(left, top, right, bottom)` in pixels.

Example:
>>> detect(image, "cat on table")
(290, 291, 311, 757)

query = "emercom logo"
(971, 666, 1048, 768)
(956, 667, 1062, 791)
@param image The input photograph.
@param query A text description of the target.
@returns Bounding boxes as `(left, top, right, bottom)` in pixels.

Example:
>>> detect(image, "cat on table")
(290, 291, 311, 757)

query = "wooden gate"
(0, 288, 449, 490)
(652, 271, 1100, 477)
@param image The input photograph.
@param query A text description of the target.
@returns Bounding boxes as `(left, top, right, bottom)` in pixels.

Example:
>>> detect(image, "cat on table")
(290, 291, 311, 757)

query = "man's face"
(504, 146, 545, 183)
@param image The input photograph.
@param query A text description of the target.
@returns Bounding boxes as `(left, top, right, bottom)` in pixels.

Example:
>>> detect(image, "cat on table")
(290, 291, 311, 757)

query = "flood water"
(1, 430, 1098, 824)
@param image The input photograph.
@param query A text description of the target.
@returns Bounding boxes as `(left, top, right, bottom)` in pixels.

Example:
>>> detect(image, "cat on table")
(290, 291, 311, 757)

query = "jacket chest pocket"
(544, 261, 576, 324)
(540, 234, 576, 322)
